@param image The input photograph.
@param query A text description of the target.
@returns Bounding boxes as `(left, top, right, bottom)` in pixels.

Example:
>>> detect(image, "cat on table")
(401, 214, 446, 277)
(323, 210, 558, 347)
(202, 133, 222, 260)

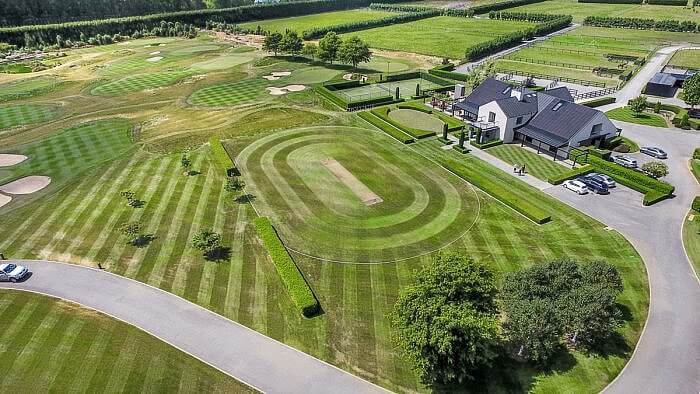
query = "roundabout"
(237, 126, 481, 263)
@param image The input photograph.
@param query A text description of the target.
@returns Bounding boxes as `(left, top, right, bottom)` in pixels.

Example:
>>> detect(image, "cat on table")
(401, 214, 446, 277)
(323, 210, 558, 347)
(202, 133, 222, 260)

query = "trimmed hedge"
(371, 106, 436, 138)
(584, 16, 698, 32)
(692, 196, 700, 212)
(254, 217, 320, 318)
(302, 9, 440, 39)
(357, 111, 415, 143)
(647, 0, 687, 5)
(316, 85, 398, 110)
(693, 148, 700, 160)
(428, 68, 471, 82)
(315, 85, 349, 109)
(643, 102, 700, 130)
(369, 3, 439, 12)
(209, 137, 234, 175)
(547, 164, 594, 184)
(347, 95, 398, 110)
(579, 0, 642, 3)
(470, 0, 547, 14)
(471, 139, 504, 149)
(581, 96, 616, 108)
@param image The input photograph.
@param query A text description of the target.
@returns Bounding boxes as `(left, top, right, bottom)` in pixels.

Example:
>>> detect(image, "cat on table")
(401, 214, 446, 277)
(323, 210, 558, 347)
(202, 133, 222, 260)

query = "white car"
(0, 263, 29, 282)
(563, 179, 589, 195)
(612, 155, 638, 168)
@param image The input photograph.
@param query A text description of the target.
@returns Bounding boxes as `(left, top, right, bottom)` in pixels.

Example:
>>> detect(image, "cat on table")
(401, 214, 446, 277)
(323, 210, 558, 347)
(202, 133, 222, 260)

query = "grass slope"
(239, 9, 395, 33)
(506, 0, 700, 22)
(0, 103, 63, 130)
(487, 144, 571, 181)
(606, 107, 668, 128)
(0, 291, 254, 392)
(683, 211, 700, 279)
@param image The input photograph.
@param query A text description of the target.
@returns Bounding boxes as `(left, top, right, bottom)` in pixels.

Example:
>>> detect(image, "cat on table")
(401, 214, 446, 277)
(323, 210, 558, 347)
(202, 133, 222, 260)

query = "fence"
(495, 67, 608, 87)
(573, 87, 617, 101)
(505, 56, 595, 70)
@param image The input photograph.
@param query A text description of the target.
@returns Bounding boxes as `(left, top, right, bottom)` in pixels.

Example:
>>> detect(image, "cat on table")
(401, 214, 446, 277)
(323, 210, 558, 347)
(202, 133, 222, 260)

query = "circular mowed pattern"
(238, 126, 480, 262)
(91, 71, 191, 96)
(187, 78, 269, 107)
(389, 109, 445, 133)
(0, 103, 62, 129)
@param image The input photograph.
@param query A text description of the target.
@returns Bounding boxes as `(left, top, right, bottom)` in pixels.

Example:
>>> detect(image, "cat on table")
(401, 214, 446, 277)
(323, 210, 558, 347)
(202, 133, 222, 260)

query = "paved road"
(545, 121, 700, 393)
(0, 260, 387, 394)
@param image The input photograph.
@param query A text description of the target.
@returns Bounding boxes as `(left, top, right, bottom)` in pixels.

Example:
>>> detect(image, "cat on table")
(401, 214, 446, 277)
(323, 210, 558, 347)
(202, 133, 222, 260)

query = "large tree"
(317, 31, 342, 64)
(279, 30, 303, 56)
(628, 95, 648, 117)
(263, 32, 283, 56)
(337, 36, 372, 69)
(502, 298, 561, 365)
(302, 42, 318, 61)
(681, 73, 700, 108)
(391, 253, 499, 385)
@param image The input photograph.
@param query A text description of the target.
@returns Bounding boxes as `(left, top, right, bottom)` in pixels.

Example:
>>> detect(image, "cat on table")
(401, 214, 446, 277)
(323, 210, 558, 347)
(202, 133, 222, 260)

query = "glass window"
(516, 116, 523, 125)
(488, 111, 496, 122)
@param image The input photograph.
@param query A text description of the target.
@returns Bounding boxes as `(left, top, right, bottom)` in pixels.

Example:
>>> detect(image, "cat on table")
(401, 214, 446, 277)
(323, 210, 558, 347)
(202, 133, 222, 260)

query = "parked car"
(612, 155, 638, 168)
(577, 176, 610, 195)
(640, 147, 667, 159)
(584, 172, 616, 188)
(563, 179, 589, 195)
(0, 263, 29, 282)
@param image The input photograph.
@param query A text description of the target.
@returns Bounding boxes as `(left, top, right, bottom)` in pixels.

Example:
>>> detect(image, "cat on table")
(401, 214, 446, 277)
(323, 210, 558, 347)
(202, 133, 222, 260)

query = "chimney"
(454, 84, 465, 99)
(511, 86, 524, 101)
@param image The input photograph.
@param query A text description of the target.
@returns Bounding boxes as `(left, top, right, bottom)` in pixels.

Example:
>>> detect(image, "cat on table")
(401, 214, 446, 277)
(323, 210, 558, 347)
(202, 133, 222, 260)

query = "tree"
(225, 176, 245, 191)
(628, 95, 648, 117)
(279, 30, 303, 56)
(641, 161, 669, 179)
(263, 32, 283, 56)
(192, 229, 224, 260)
(502, 298, 561, 365)
(653, 101, 662, 113)
(391, 253, 499, 384)
(337, 36, 372, 69)
(181, 154, 192, 175)
(55, 34, 65, 48)
(317, 31, 342, 64)
(120, 190, 136, 206)
(302, 42, 318, 60)
(681, 73, 700, 108)
(118, 222, 142, 245)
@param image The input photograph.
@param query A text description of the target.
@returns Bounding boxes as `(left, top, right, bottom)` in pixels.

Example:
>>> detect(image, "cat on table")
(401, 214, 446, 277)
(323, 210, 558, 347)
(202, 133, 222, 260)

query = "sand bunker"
(342, 73, 354, 81)
(146, 56, 163, 62)
(0, 194, 11, 208)
(262, 71, 292, 81)
(0, 175, 52, 195)
(266, 85, 306, 95)
(149, 51, 161, 55)
(321, 158, 382, 206)
(0, 154, 28, 167)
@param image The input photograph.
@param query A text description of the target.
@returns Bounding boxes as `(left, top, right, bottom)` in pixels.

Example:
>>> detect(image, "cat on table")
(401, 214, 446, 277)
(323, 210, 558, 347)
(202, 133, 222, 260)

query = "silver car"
(585, 172, 616, 188)
(0, 263, 29, 282)
(612, 155, 638, 168)
(640, 147, 667, 159)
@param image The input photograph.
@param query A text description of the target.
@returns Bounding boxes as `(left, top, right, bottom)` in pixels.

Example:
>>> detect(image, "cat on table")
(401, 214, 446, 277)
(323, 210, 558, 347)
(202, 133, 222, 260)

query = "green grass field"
(572, 26, 700, 44)
(91, 71, 192, 96)
(0, 103, 63, 130)
(187, 78, 269, 107)
(343, 16, 535, 59)
(682, 211, 700, 279)
(506, 0, 699, 22)
(389, 109, 445, 133)
(0, 76, 63, 102)
(0, 290, 253, 392)
(606, 107, 668, 127)
(191, 54, 256, 71)
(486, 144, 571, 181)
(667, 49, 700, 70)
(239, 9, 395, 33)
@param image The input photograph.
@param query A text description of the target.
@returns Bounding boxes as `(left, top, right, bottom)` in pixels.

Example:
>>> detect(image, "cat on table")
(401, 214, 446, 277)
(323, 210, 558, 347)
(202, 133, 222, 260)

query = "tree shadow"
(234, 194, 256, 204)
(129, 199, 146, 208)
(132, 234, 156, 248)
(204, 246, 231, 262)
(186, 170, 201, 176)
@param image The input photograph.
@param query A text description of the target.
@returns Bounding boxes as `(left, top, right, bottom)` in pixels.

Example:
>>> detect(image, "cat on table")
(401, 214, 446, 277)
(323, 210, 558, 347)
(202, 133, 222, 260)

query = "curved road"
(0, 260, 387, 394)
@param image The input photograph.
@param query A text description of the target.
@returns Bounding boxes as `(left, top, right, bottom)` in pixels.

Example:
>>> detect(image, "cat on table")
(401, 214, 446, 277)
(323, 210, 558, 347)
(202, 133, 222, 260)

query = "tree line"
(263, 30, 372, 68)
(584, 16, 698, 32)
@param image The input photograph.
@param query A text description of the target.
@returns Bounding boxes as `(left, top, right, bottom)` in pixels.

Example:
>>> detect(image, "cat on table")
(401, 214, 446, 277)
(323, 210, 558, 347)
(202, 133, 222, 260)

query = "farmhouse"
(453, 78, 619, 157)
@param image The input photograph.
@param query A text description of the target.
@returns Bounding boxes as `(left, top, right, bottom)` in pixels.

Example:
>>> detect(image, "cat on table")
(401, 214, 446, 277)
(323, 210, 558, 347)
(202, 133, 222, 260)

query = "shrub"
(357, 111, 415, 144)
(471, 139, 504, 149)
(644, 190, 671, 206)
(693, 148, 700, 160)
(254, 217, 320, 317)
(547, 164, 595, 185)
(209, 137, 234, 175)
(581, 97, 616, 108)
(692, 196, 700, 213)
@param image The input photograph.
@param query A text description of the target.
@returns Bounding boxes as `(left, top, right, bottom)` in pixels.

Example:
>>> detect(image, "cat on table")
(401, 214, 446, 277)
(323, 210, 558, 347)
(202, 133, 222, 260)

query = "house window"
(488, 111, 496, 122)
(592, 123, 602, 134)
(516, 116, 523, 125)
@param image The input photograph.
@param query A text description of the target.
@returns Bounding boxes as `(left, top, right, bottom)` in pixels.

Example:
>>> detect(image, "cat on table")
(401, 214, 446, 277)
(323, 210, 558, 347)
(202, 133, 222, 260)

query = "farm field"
(505, 0, 700, 22)
(342, 16, 536, 59)
(238, 9, 395, 34)
(667, 48, 700, 69)
(486, 144, 571, 181)
(0, 291, 253, 392)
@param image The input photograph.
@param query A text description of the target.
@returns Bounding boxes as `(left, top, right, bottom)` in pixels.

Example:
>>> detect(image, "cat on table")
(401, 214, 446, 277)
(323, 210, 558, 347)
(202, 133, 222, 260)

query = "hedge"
(584, 16, 698, 32)
(693, 148, 700, 160)
(470, 0, 548, 14)
(581, 96, 616, 108)
(209, 137, 234, 175)
(371, 106, 437, 138)
(579, 0, 642, 3)
(647, 0, 687, 5)
(315, 86, 349, 109)
(547, 164, 595, 184)
(428, 68, 471, 82)
(692, 196, 700, 212)
(357, 111, 415, 143)
(643, 102, 700, 130)
(347, 95, 399, 110)
(471, 139, 504, 149)
(397, 101, 465, 131)
(302, 9, 440, 39)
(369, 3, 439, 12)
(253, 217, 320, 318)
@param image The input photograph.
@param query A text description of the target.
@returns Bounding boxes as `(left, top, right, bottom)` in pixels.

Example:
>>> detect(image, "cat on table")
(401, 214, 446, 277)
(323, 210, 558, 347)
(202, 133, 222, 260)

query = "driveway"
(0, 261, 387, 394)
(545, 121, 700, 393)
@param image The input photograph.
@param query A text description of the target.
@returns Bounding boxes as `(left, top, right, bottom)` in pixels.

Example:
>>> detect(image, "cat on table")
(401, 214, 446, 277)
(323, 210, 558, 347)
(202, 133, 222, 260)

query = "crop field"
(667, 49, 700, 70)
(506, 0, 700, 22)
(343, 16, 536, 59)
(0, 291, 252, 392)
(0, 103, 63, 130)
(91, 71, 192, 96)
(238, 9, 395, 34)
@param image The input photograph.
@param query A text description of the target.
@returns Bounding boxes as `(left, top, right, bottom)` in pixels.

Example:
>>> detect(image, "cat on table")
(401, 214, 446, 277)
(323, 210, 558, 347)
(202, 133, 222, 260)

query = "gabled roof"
(454, 78, 533, 114)
(495, 93, 538, 117)
(523, 98, 600, 144)
(648, 72, 677, 86)
(542, 86, 573, 102)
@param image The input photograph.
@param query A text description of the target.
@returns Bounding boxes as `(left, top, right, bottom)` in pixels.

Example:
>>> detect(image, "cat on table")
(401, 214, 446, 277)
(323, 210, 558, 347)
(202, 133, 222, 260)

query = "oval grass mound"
(0, 103, 63, 130)
(90, 71, 191, 96)
(237, 126, 479, 262)
(191, 55, 255, 71)
(187, 78, 268, 107)
(389, 108, 445, 134)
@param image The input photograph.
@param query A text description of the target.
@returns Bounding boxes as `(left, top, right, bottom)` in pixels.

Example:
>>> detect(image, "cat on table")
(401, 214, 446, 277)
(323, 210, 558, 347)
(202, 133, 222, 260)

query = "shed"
(645, 73, 677, 97)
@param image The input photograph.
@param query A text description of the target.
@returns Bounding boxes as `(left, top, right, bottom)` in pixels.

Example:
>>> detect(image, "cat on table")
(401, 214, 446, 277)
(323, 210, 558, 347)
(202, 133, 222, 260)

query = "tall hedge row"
(368, 3, 438, 12)
(302, 9, 439, 39)
(209, 137, 234, 174)
(470, 0, 548, 14)
(253, 217, 320, 318)
(578, 0, 642, 3)
(583, 16, 698, 32)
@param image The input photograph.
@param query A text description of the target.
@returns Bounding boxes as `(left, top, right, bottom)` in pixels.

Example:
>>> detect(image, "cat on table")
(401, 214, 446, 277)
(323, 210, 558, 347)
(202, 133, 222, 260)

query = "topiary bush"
(692, 196, 700, 213)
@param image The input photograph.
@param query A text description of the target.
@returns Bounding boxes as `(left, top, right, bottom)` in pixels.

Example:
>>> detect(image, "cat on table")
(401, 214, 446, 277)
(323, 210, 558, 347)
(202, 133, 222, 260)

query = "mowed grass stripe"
(91, 71, 191, 96)
(188, 78, 268, 107)
(487, 144, 569, 181)
(195, 175, 228, 307)
(222, 204, 248, 318)
(35, 318, 86, 390)
(0, 103, 62, 129)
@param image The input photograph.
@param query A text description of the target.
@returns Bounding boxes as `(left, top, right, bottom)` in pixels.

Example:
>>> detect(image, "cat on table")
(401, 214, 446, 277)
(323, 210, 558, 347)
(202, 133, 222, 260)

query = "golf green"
(388, 109, 445, 133)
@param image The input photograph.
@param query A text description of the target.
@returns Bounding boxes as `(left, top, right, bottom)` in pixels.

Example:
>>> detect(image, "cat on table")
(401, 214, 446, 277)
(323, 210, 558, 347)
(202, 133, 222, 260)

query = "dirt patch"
(0, 193, 10, 208)
(321, 158, 382, 206)
(214, 32, 264, 49)
(0, 175, 51, 194)
(0, 154, 28, 167)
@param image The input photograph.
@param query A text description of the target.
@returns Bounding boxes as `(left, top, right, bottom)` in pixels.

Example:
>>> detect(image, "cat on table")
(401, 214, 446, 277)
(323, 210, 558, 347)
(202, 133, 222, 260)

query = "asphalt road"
(0, 260, 388, 394)
(546, 121, 700, 393)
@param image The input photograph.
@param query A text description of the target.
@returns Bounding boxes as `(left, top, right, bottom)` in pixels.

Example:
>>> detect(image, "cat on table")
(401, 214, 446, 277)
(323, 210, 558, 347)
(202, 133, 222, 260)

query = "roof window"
(552, 102, 563, 111)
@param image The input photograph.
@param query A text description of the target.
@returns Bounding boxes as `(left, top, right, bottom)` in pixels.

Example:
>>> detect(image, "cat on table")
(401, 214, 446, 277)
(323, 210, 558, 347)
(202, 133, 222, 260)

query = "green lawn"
(487, 144, 571, 181)
(506, 0, 699, 22)
(0, 103, 63, 130)
(187, 78, 269, 107)
(239, 9, 395, 34)
(343, 16, 535, 59)
(389, 109, 445, 133)
(572, 26, 700, 44)
(0, 291, 254, 392)
(606, 107, 668, 127)
(91, 71, 192, 96)
(191, 54, 256, 71)
(495, 59, 619, 86)
(682, 211, 700, 279)
(0, 76, 63, 102)
(667, 49, 700, 70)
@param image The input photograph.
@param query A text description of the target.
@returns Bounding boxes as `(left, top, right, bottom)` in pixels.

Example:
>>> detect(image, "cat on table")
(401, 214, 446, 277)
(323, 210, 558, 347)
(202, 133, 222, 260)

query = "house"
(452, 78, 619, 158)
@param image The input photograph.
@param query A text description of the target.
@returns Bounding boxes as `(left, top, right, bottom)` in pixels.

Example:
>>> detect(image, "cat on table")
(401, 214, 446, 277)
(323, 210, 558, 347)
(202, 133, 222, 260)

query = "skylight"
(502, 87, 511, 94)
(552, 102, 563, 111)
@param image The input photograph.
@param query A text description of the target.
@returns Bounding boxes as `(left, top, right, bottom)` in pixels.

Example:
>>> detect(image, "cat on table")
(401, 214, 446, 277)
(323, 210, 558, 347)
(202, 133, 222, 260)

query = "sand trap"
(342, 73, 354, 81)
(146, 56, 163, 62)
(159, 44, 166, 47)
(0, 194, 11, 208)
(285, 84, 305, 92)
(0, 175, 51, 195)
(0, 154, 28, 167)
(149, 51, 161, 55)
(267, 87, 287, 95)
(266, 85, 306, 95)
(271, 71, 291, 77)
(321, 158, 382, 206)
(263, 75, 280, 81)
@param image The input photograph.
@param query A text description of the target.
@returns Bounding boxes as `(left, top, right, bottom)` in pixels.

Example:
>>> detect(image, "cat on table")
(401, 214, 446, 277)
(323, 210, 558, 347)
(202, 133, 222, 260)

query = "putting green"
(363, 56, 412, 73)
(237, 126, 479, 262)
(284, 67, 341, 84)
(191, 54, 255, 71)
(389, 109, 445, 133)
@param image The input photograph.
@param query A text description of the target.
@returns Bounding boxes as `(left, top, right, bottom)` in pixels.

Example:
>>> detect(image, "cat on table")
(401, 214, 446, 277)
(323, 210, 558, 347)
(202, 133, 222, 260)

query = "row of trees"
(584, 16, 698, 32)
(263, 31, 372, 68)
(51, 21, 197, 50)
(391, 254, 626, 384)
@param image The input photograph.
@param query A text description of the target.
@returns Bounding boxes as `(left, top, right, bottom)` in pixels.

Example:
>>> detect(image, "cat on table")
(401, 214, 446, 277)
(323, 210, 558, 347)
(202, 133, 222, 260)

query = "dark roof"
(524, 99, 600, 144)
(455, 78, 533, 114)
(648, 72, 677, 86)
(495, 93, 538, 117)
(517, 124, 568, 147)
(542, 86, 573, 102)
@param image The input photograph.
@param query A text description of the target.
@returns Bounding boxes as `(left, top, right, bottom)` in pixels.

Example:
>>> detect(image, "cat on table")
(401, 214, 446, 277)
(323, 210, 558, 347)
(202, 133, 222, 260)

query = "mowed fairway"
(0, 103, 63, 130)
(344, 16, 535, 59)
(188, 78, 269, 106)
(91, 71, 191, 96)
(239, 9, 395, 33)
(0, 76, 62, 102)
(237, 126, 479, 262)
(0, 291, 254, 392)
(507, 0, 700, 22)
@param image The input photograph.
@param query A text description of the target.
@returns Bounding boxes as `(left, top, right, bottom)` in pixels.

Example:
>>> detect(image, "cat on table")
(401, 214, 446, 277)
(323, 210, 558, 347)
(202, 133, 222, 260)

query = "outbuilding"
(645, 73, 678, 97)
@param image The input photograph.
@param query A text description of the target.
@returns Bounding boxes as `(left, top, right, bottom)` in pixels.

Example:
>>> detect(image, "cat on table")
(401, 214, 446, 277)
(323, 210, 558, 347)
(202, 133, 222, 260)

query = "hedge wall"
(371, 106, 437, 138)
(253, 217, 320, 318)
(547, 164, 594, 184)
(643, 102, 700, 130)
(428, 68, 471, 82)
(471, 139, 504, 149)
(357, 111, 415, 143)
(646, 0, 687, 5)
(315, 85, 349, 109)
(209, 137, 234, 175)
(302, 9, 440, 39)
(470, 0, 548, 14)
(584, 16, 698, 32)
(579, 0, 642, 3)
(692, 196, 700, 212)
(581, 97, 616, 107)
(368, 3, 438, 12)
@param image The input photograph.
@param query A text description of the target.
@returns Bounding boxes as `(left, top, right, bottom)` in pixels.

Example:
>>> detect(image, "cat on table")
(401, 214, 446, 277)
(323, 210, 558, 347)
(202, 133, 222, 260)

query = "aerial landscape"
(0, 0, 698, 392)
